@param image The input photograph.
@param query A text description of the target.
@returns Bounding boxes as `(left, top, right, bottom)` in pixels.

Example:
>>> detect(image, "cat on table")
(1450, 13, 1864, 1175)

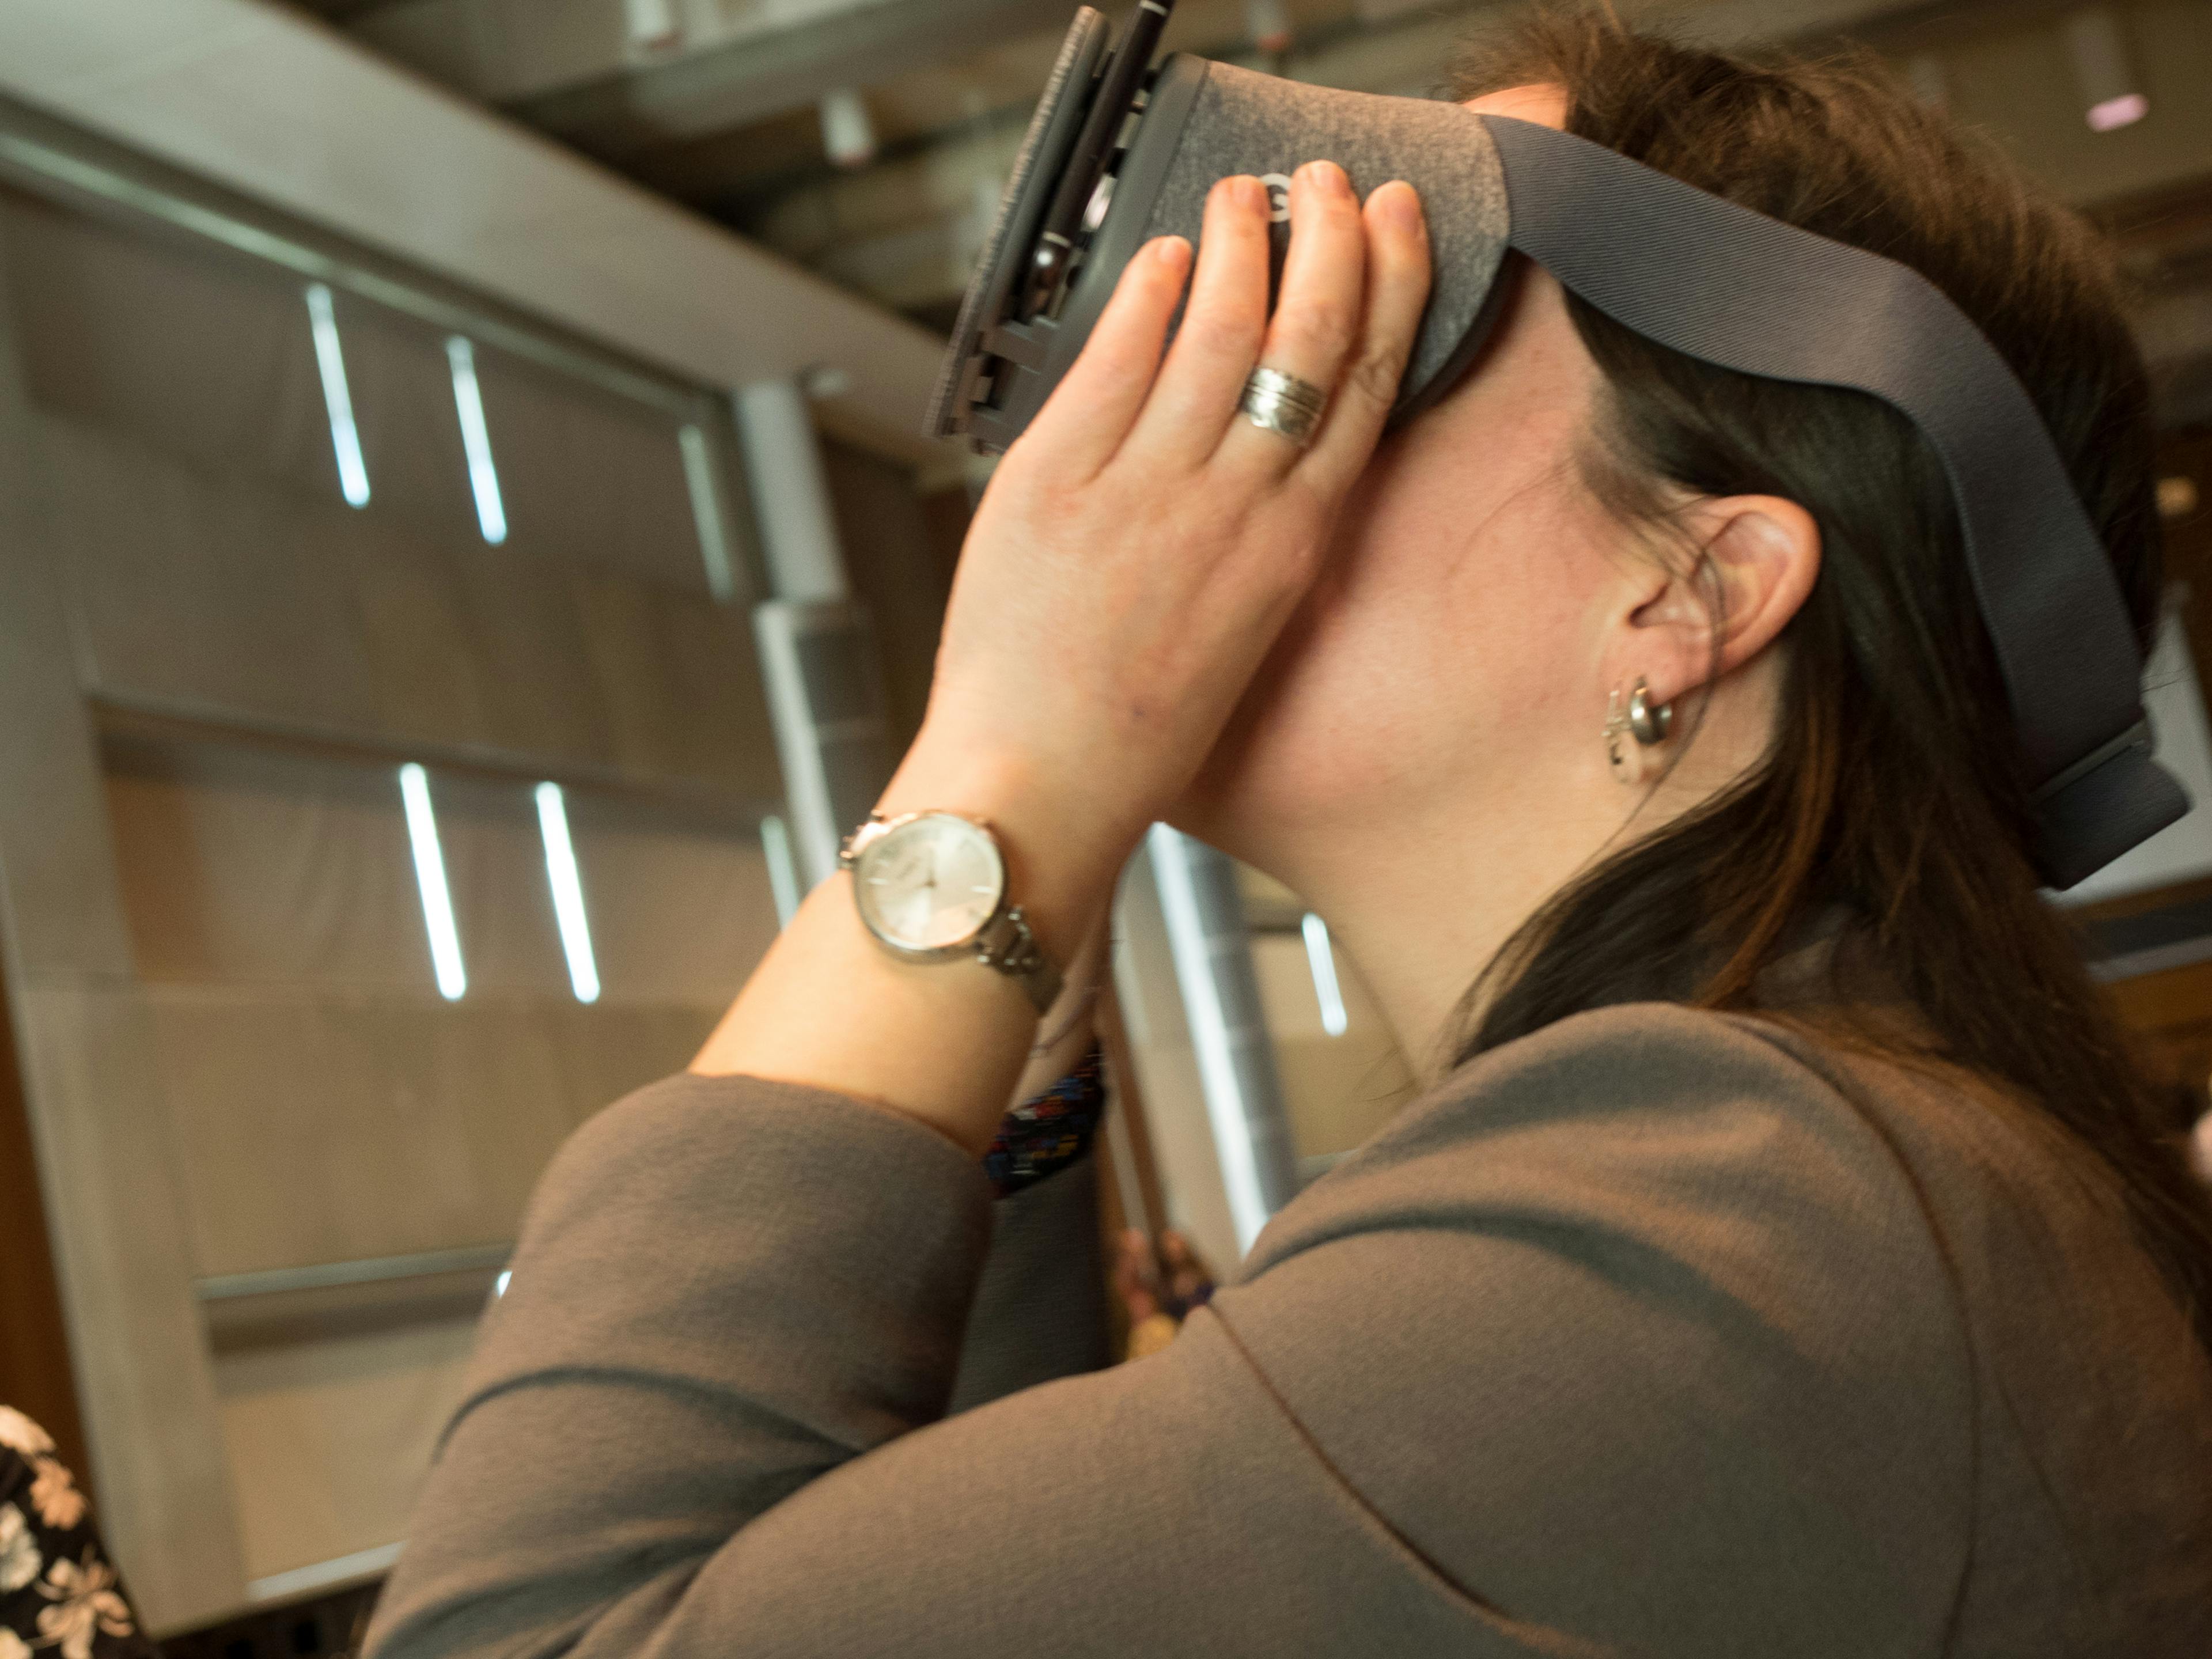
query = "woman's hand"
(883, 164, 1433, 955)
(694, 165, 1427, 1157)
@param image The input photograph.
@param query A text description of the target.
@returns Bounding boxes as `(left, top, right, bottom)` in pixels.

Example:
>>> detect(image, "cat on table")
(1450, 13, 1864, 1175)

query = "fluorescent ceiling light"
(2066, 9, 2148, 132)
(446, 337, 508, 545)
(535, 783, 600, 1005)
(304, 283, 369, 508)
(2087, 93, 2149, 132)
(820, 88, 876, 168)
(1301, 911, 1349, 1037)
(399, 763, 467, 1001)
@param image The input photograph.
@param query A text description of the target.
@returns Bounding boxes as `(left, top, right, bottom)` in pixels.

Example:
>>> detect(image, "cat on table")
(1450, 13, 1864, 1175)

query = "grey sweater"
(363, 1003, 2212, 1657)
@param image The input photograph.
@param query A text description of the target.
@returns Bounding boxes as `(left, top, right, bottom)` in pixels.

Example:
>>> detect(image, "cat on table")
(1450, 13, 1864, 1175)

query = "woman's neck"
(1284, 679, 1784, 1085)
(1291, 786, 1629, 1084)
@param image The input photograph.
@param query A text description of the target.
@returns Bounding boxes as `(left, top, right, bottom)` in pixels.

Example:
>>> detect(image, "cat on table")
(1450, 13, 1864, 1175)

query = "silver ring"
(1238, 365, 1329, 448)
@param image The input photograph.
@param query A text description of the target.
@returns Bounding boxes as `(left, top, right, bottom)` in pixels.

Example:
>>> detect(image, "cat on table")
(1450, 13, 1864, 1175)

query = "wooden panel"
(335, 299, 485, 563)
(214, 1312, 478, 1587)
(149, 992, 580, 1278)
(0, 440, 135, 982)
(105, 725, 781, 1004)
(0, 234, 247, 1631)
(566, 793, 783, 1006)
(574, 573, 780, 797)
(0, 188, 782, 1638)
(343, 513, 498, 750)
(445, 542, 615, 767)
(546, 1000, 718, 1126)
(2107, 956, 2212, 1102)
(16, 986, 247, 1630)
(151, 991, 721, 1279)
(573, 573, 687, 779)
(34, 413, 380, 732)
(650, 589, 783, 801)
(475, 346, 709, 596)
(823, 440, 959, 755)
(41, 414, 780, 805)
(0, 192, 333, 498)
(104, 732, 433, 993)
(433, 771, 575, 1002)
(2108, 955, 2212, 1033)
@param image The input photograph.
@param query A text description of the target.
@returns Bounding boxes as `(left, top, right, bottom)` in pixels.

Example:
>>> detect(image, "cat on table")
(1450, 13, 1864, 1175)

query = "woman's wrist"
(1008, 916, 1111, 1101)
(874, 733, 1135, 967)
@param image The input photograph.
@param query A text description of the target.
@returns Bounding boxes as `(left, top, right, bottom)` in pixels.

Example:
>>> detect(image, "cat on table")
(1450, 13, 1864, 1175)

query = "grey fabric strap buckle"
(1479, 115, 2188, 888)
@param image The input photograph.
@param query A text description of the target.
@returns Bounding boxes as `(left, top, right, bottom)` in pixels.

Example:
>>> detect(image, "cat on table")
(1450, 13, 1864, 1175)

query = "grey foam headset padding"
(1128, 60, 1512, 423)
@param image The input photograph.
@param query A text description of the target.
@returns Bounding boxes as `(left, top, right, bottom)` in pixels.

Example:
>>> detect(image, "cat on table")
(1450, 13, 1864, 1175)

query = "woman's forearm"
(688, 168, 1427, 1161)
(688, 740, 1122, 1159)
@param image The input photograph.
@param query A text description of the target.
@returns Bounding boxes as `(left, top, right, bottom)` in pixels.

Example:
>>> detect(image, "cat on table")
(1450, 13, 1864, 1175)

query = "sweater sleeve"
(946, 1138, 1113, 1416)
(362, 1005, 1975, 1659)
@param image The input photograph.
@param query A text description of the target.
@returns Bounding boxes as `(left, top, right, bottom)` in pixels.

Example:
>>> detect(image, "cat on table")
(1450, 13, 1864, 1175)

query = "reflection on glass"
(399, 763, 467, 1000)
(446, 336, 508, 545)
(305, 283, 370, 508)
(679, 423, 738, 603)
(535, 782, 600, 1005)
(1301, 911, 1349, 1037)
(1149, 823, 1272, 1253)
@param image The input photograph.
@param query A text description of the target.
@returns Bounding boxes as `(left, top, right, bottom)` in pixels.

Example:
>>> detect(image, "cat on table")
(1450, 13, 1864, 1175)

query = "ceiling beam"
(354, 0, 1092, 158)
(0, 0, 960, 465)
(350, 0, 1962, 166)
(710, 0, 1965, 301)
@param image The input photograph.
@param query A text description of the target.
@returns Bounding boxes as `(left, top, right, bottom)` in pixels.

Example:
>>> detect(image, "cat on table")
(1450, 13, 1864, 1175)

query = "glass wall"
(0, 172, 787, 1619)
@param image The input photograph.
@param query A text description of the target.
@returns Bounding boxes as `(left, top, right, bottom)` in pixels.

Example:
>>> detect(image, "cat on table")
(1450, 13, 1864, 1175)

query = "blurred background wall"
(0, 0, 2204, 1645)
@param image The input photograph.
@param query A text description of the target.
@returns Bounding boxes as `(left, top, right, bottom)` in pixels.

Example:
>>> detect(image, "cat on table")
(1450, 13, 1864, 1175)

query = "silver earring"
(1604, 679, 1673, 785)
(1628, 677, 1673, 748)
(1604, 685, 1638, 783)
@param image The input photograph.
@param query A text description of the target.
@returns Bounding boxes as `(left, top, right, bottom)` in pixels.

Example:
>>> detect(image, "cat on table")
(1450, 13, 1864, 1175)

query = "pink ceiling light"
(2066, 9, 2150, 132)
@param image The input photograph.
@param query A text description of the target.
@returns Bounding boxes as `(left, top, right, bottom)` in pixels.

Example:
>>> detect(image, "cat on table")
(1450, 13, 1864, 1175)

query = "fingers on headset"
(1215, 160, 1368, 477)
(1029, 233, 1193, 479)
(1301, 181, 1430, 497)
(1124, 175, 1274, 464)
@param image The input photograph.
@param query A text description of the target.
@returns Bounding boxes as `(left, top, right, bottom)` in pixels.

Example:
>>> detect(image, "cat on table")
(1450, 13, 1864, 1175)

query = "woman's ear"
(1626, 495, 1821, 702)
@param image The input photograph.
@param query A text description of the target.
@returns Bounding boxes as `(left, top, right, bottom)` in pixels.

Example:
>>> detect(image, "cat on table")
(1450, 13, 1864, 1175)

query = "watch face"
(853, 814, 1006, 953)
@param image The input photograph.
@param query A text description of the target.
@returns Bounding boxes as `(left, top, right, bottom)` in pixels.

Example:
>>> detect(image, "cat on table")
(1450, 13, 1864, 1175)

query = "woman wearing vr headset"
(369, 8, 2212, 1657)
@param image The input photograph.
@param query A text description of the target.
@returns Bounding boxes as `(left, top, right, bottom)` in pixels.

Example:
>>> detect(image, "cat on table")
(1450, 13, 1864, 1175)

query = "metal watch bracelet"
(976, 906, 1063, 1013)
(840, 812, 1065, 1014)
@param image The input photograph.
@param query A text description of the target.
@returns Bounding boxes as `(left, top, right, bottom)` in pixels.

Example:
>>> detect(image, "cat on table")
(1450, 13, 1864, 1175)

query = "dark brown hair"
(1448, 8, 2212, 1342)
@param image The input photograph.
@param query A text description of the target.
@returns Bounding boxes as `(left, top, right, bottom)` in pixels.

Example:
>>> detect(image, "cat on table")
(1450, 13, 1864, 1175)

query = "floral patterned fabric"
(0, 1410, 155, 1659)
(982, 1042, 1107, 1199)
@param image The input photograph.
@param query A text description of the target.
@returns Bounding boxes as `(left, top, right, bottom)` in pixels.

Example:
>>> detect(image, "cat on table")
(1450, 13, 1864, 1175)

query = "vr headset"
(926, 2, 2189, 890)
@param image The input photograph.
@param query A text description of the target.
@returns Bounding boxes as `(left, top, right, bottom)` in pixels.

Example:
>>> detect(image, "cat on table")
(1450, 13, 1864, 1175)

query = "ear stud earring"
(1604, 677, 1674, 784)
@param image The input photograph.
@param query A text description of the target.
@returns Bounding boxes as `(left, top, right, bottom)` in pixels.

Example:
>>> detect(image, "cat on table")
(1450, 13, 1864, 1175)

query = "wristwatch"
(839, 811, 1065, 1013)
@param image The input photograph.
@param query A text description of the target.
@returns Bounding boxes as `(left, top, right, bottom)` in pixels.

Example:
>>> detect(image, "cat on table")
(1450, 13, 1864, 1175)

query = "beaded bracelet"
(982, 1040, 1107, 1199)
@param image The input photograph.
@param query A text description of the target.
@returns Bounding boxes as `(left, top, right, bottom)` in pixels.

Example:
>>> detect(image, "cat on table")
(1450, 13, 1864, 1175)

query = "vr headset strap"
(1478, 115, 2187, 888)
